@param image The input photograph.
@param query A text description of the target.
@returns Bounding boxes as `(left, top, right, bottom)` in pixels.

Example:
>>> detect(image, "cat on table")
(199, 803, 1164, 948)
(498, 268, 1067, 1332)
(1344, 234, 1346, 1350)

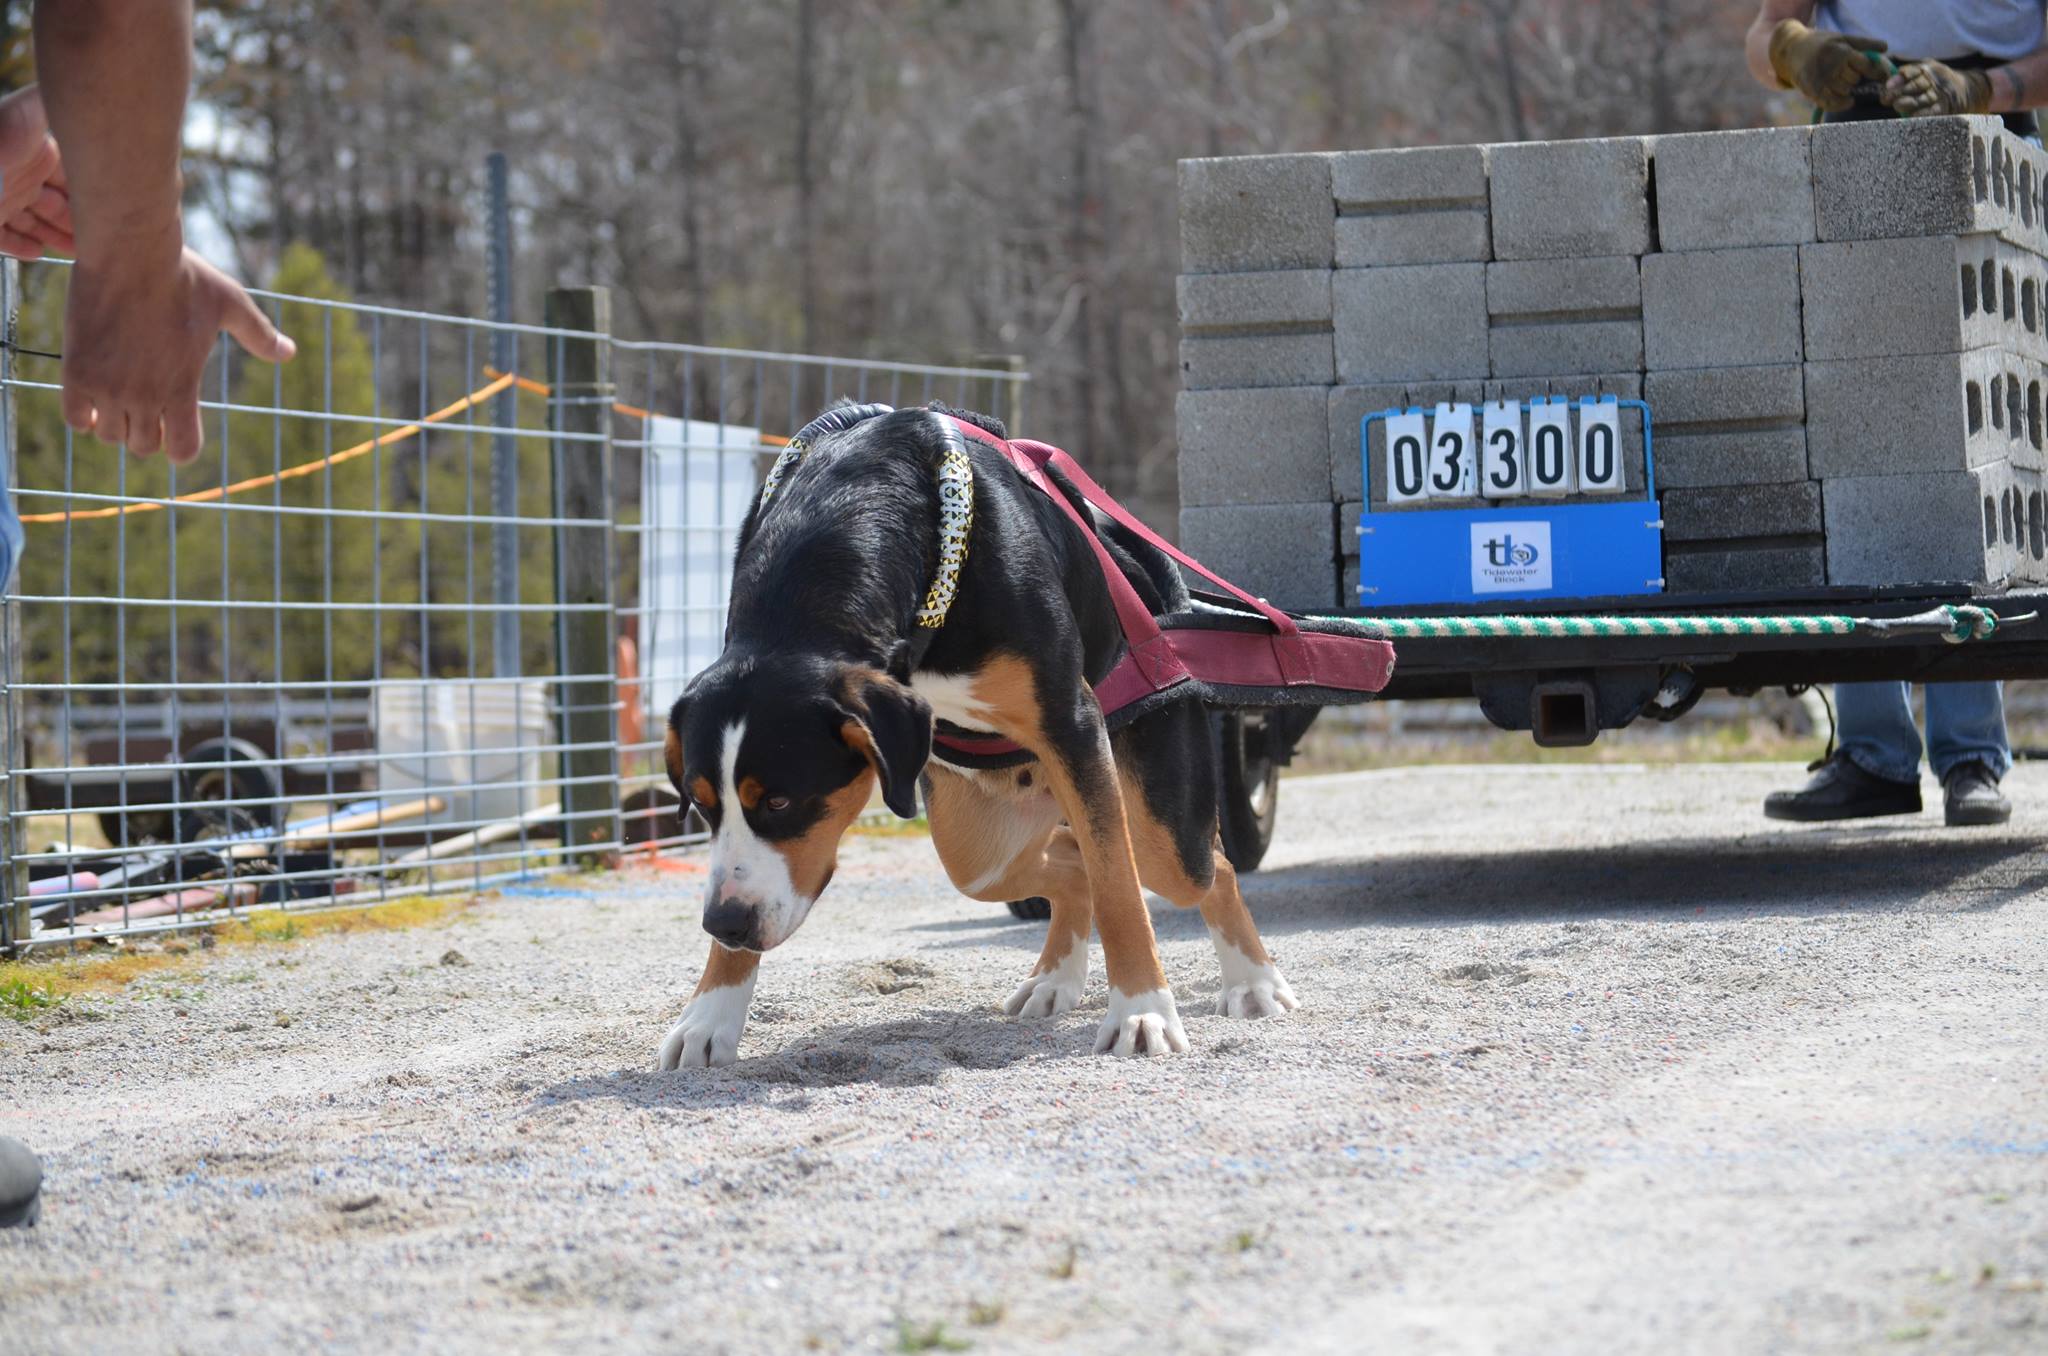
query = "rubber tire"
(177, 736, 285, 841)
(1006, 897, 1052, 922)
(1215, 710, 1280, 873)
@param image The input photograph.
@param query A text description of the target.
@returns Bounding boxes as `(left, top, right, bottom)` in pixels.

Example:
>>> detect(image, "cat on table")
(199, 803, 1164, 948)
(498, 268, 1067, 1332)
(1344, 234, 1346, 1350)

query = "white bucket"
(371, 680, 551, 830)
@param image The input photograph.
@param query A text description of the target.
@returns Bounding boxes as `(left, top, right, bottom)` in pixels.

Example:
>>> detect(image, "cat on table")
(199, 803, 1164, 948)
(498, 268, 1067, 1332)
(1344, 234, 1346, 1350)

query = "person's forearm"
(1747, 0, 1818, 91)
(1988, 49, 2048, 111)
(33, 0, 192, 266)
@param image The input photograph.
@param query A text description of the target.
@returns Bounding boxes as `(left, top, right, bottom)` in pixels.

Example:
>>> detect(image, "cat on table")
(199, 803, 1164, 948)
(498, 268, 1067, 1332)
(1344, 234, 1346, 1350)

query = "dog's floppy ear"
(835, 669, 932, 819)
(663, 696, 689, 791)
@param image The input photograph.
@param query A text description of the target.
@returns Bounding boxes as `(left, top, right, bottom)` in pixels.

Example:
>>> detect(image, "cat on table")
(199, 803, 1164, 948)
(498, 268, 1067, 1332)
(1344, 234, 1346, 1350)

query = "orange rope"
(21, 363, 794, 527)
(486, 367, 790, 446)
(20, 371, 521, 525)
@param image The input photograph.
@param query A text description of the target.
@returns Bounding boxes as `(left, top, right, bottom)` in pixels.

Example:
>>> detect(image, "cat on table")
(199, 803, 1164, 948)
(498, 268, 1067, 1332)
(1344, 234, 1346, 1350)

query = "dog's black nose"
(702, 900, 755, 949)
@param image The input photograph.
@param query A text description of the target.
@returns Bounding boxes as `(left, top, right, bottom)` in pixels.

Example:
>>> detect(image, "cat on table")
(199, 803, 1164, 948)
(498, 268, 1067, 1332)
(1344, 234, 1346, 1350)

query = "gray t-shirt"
(1818, 0, 2046, 61)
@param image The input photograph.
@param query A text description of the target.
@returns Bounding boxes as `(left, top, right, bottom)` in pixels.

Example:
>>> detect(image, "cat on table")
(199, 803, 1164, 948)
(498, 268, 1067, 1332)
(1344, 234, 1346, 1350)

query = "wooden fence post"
(545, 287, 619, 865)
(1, 259, 27, 948)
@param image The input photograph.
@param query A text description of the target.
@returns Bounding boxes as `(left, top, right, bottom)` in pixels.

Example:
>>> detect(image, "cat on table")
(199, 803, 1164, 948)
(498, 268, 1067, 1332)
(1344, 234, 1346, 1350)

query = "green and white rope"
(1309, 604, 2011, 644)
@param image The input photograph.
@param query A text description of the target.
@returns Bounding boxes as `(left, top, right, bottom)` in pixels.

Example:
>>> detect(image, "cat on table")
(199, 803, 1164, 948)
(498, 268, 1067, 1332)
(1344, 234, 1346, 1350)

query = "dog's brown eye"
(765, 795, 791, 812)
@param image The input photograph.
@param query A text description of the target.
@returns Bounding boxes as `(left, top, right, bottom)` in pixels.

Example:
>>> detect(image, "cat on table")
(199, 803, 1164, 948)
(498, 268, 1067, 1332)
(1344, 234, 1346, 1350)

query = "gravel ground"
(3, 760, 2045, 1354)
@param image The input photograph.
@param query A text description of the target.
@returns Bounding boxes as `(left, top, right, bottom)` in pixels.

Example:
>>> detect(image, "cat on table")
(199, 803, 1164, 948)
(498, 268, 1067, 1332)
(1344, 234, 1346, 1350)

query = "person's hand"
(1887, 60, 1996, 117)
(0, 87, 74, 259)
(1768, 19, 1890, 111)
(62, 239, 295, 463)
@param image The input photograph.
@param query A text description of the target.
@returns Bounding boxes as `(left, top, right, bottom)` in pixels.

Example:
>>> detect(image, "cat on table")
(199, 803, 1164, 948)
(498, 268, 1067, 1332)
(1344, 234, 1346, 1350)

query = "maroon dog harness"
(934, 416, 1396, 758)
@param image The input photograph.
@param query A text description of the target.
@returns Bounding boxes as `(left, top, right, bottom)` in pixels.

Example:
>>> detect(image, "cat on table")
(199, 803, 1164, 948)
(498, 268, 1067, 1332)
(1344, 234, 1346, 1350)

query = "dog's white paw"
(1216, 971, 1298, 1019)
(1003, 947, 1086, 1018)
(1093, 987, 1189, 1057)
(655, 978, 755, 1070)
(1208, 927, 1298, 1020)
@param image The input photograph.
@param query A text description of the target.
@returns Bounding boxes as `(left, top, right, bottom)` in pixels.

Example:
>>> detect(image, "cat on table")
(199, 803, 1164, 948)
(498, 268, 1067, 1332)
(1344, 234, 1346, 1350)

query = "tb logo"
(1482, 533, 1540, 569)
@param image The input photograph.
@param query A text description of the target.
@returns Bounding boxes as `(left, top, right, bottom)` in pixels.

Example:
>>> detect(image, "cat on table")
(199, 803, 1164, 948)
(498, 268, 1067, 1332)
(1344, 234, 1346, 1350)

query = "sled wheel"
(1006, 897, 1052, 922)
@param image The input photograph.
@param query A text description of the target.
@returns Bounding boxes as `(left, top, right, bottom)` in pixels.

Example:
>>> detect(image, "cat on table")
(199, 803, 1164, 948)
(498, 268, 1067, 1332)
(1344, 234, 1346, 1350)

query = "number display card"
(1383, 408, 1430, 505)
(1575, 396, 1625, 495)
(1526, 398, 1576, 499)
(1479, 399, 1525, 500)
(1425, 402, 1476, 499)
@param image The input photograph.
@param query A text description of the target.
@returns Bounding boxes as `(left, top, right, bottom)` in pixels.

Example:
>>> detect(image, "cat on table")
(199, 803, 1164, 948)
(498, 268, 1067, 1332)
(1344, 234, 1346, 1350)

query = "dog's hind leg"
(1116, 707, 1298, 1021)
(926, 764, 1093, 1016)
(926, 655, 1184, 1055)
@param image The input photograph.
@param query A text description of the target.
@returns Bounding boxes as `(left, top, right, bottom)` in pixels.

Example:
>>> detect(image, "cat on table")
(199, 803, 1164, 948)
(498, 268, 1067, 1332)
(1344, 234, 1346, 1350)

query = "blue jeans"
(1836, 682, 2010, 784)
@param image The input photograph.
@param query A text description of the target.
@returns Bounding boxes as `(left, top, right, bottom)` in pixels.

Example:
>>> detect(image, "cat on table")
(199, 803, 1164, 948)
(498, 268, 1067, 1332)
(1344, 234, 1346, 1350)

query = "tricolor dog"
(657, 403, 1297, 1069)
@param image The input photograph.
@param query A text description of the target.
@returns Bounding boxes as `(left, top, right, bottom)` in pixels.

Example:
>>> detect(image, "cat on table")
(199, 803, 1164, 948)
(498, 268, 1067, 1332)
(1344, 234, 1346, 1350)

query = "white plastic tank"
(371, 680, 550, 829)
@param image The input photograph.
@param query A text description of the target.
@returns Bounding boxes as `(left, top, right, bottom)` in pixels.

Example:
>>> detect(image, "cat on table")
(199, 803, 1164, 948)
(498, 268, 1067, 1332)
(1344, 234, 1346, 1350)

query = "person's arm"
(32, 0, 292, 464)
(1746, 0, 1820, 91)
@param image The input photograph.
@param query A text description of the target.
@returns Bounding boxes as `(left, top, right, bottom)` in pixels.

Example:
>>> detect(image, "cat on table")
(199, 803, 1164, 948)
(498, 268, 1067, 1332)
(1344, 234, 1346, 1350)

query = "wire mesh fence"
(0, 256, 1028, 949)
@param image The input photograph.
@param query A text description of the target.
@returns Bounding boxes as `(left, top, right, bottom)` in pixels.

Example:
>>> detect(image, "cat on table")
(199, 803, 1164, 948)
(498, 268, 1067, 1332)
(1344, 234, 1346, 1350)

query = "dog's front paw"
(1216, 968, 1298, 1019)
(1093, 987, 1188, 1057)
(1003, 948, 1086, 1018)
(655, 983, 753, 1070)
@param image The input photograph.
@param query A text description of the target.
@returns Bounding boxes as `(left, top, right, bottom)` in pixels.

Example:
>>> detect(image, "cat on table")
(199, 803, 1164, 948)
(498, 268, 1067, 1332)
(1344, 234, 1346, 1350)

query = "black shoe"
(1943, 761, 2012, 827)
(1763, 754, 1922, 822)
(0, 1137, 41, 1229)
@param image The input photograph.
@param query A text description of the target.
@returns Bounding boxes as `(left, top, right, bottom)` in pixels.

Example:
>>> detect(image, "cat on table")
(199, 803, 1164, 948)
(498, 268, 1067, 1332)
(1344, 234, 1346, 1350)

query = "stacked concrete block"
(1178, 116, 2048, 607)
(1332, 144, 1490, 267)
(1179, 503, 1338, 609)
(1178, 270, 1333, 390)
(1487, 256, 1642, 378)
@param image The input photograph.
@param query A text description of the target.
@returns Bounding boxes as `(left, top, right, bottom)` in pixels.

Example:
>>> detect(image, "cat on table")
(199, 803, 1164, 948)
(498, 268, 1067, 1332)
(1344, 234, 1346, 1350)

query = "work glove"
(1769, 19, 1889, 111)
(1887, 59, 1995, 117)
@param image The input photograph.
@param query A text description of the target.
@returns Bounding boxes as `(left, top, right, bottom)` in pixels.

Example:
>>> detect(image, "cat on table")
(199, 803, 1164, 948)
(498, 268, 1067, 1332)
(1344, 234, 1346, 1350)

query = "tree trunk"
(1057, 0, 1098, 456)
(795, 0, 819, 351)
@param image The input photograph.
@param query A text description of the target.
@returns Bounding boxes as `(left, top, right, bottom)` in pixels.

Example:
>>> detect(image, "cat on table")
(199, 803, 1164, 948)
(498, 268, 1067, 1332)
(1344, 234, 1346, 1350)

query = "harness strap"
(945, 417, 1312, 688)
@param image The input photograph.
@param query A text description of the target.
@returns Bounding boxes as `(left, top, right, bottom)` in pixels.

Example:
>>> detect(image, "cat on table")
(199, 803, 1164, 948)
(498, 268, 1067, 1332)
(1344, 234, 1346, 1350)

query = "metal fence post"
(546, 287, 618, 864)
(1, 258, 27, 948)
(487, 152, 522, 678)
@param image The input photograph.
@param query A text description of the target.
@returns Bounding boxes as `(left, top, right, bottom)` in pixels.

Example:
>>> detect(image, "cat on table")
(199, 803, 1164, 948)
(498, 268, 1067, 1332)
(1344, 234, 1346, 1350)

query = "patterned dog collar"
(754, 420, 974, 632)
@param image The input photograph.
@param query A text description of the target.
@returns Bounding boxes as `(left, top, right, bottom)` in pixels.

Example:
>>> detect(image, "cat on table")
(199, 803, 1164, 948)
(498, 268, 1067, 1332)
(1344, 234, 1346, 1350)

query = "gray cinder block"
(1664, 544, 1827, 593)
(1811, 115, 2008, 242)
(2015, 467, 2048, 582)
(1488, 137, 1651, 261)
(1333, 263, 1490, 383)
(1804, 350, 2020, 477)
(1338, 500, 1363, 558)
(1179, 502, 1338, 610)
(1177, 269, 1336, 390)
(1176, 386, 1331, 508)
(1180, 154, 1335, 273)
(1798, 234, 2048, 362)
(1177, 270, 1332, 330)
(1487, 255, 1642, 378)
(1647, 364, 1808, 489)
(1653, 126, 1816, 250)
(1646, 363, 1804, 426)
(1823, 461, 2018, 586)
(1643, 246, 1803, 370)
(1654, 429, 1810, 489)
(1331, 144, 1490, 266)
(1328, 379, 1486, 502)
(1179, 334, 1335, 390)
(1659, 482, 1822, 542)
(1972, 349, 2046, 473)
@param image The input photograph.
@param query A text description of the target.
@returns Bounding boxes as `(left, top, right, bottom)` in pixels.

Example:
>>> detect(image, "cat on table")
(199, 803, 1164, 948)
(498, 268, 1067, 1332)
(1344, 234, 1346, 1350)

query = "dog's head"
(666, 654, 931, 951)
